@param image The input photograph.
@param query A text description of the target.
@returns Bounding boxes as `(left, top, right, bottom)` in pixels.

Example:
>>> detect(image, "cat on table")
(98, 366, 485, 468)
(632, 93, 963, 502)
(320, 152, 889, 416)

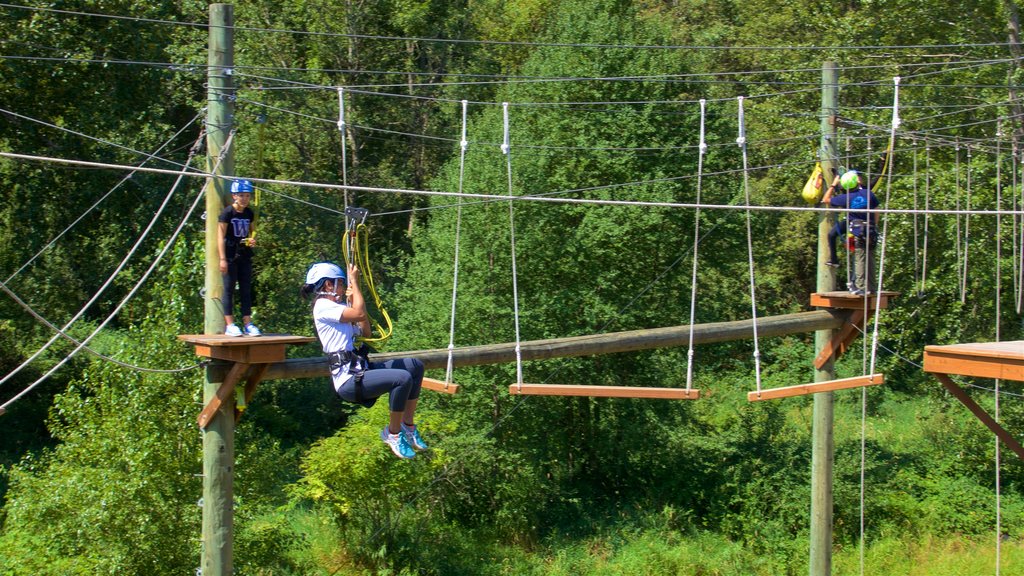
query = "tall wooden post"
(203, 4, 235, 576)
(810, 61, 839, 576)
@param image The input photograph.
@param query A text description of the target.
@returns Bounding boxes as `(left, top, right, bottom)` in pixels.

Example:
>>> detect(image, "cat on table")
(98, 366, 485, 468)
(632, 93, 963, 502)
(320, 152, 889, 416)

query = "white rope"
(921, 146, 931, 295)
(1013, 146, 1020, 313)
(338, 86, 351, 213)
(685, 99, 707, 393)
(0, 131, 227, 390)
(503, 103, 524, 389)
(0, 132, 231, 413)
(0, 280, 204, 374)
(955, 139, 963, 301)
(961, 146, 973, 304)
(862, 76, 901, 575)
(995, 127, 1003, 576)
(3, 111, 204, 285)
(6, 151, 1023, 218)
(1018, 147, 1024, 315)
(0, 130, 207, 376)
(869, 77, 899, 375)
(912, 147, 920, 284)
(737, 96, 762, 393)
(444, 100, 469, 387)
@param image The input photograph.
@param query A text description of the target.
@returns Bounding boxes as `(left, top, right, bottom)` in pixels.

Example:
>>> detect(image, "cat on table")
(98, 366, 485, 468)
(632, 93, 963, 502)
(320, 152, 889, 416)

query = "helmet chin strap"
(315, 279, 344, 299)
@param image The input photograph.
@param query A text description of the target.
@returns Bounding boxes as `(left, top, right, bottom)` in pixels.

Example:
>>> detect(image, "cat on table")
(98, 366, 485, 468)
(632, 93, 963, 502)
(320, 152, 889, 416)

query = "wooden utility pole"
(810, 61, 839, 576)
(203, 4, 235, 576)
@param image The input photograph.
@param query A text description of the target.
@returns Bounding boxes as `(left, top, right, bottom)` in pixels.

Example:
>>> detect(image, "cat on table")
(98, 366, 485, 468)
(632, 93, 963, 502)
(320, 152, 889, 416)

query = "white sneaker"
(244, 323, 262, 337)
(225, 323, 243, 337)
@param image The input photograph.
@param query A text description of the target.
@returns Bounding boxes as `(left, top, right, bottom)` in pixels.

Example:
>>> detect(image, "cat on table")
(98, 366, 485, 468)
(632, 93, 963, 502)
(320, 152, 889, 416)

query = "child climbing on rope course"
(218, 178, 261, 337)
(822, 170, 880, 295)
(301, 261, 428, 460)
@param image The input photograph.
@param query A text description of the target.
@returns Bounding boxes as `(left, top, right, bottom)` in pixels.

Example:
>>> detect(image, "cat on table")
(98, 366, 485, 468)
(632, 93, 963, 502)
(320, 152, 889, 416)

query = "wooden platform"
(178, 334, 315, 364)
(508, 384, 699, 399)
(810, 290, 898, 310)
(923, 340, 1024, 461)
(179, 334, 315, 428)
(923, 341, 1024, 381)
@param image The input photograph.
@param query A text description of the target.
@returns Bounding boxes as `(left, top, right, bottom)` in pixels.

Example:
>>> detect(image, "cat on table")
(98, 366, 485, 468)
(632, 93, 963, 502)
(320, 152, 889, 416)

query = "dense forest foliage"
(2, 1, 1024, 574)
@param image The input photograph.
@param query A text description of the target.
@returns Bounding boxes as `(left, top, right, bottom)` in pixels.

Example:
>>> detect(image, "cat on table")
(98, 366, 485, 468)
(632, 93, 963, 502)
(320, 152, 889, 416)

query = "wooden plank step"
(508, 384, 699, 399)
(422, 377, 460, 394)
(747, 373, 884, 402)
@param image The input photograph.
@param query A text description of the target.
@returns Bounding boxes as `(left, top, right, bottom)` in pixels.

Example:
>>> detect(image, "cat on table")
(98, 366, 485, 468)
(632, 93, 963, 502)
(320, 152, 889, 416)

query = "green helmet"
(840, 170, 860, 190)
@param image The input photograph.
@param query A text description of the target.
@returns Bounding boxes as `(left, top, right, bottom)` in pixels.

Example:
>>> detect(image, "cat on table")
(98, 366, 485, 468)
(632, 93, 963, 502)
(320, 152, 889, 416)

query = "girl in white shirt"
(302, 261, 427, 459)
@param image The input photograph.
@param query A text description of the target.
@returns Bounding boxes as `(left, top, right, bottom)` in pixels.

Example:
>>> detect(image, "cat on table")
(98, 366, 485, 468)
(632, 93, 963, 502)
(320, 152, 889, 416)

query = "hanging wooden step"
(747, 373, 884, 402)
(421, 377, 460, 394)
(508, 384, 699, 399)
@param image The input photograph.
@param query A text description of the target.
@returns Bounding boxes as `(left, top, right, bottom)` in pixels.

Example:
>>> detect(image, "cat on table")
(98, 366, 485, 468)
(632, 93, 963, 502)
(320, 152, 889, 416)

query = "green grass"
(834, 535, 1024, 576)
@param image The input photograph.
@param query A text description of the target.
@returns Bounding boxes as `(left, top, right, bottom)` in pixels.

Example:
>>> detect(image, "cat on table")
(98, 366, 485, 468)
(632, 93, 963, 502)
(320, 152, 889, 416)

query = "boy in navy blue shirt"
(822, 171, 879, 295)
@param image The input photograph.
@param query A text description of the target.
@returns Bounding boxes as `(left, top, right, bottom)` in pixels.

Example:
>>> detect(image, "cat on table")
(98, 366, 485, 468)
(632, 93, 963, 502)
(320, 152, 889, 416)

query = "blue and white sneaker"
(381, 426, 415, 459)
(244, 323, 262, 337)
(224, 323, 243, 337)
(401, 422, 429, 451)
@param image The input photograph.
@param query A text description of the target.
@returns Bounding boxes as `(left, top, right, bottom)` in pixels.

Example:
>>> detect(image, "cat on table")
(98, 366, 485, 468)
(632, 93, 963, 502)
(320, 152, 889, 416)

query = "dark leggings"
(337, 357, 424, 412)
(222, 254, 253, 318)
(827, 219, 847, 264)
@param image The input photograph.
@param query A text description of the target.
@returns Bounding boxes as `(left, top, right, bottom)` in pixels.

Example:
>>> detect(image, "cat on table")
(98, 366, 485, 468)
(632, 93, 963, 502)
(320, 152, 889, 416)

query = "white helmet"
(305, 262, 344, 285)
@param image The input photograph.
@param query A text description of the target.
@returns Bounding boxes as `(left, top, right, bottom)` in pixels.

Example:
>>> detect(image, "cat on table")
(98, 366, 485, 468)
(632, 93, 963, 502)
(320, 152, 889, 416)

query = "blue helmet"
(231, 179, 254, 194)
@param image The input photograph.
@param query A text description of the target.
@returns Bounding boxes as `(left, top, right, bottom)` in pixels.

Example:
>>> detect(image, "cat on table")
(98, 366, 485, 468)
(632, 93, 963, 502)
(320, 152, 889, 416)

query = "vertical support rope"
(995, 124, 1003, 576)
(1018, 148, 1024, 314)
(737, 96, 762, 394)
(685, 99, 707, 393)
(955, 138, 963, 301)
(869, 77, 898, 377)
(962, 146, 973, 304)
(444, 100, 469, 388)
(503, 103, 524, 389)
(863, 75, 900, 576)
(913, 146, 920, 284)
(921, 145, 931, 296)
(1012, 143, 1020, 311)
(337, 86, 349, 211)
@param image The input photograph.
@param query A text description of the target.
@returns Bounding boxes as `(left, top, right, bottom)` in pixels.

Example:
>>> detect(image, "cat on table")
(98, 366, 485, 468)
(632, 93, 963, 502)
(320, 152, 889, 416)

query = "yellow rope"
(343, 222, 393, 345)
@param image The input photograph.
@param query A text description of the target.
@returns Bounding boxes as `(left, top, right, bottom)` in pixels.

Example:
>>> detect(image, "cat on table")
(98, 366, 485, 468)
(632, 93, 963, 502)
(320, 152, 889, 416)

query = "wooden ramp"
(923, 341, 1024, 461)
(508, 384, 699, 399)
(747, 374, 884, 402)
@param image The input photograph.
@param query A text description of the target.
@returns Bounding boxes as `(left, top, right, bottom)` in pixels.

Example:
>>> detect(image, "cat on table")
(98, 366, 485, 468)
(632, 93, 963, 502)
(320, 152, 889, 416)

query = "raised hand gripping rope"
(343, 206, 393, 345)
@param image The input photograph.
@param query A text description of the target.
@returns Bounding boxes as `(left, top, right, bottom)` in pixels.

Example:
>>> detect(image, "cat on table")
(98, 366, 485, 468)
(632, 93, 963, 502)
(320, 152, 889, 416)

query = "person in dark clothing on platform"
(218, 178, 261, 336)
(822, 170, 879, 295)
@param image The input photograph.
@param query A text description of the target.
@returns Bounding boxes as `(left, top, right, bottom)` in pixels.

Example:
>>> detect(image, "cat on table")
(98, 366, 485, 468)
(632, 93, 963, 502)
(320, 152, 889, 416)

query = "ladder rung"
(747, 373, 884, 402)
(508, 384, 699, 399)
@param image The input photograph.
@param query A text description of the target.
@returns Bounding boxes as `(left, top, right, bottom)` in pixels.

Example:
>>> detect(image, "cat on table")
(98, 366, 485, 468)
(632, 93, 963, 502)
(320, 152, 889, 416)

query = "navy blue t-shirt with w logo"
(218, 205, 254, 259)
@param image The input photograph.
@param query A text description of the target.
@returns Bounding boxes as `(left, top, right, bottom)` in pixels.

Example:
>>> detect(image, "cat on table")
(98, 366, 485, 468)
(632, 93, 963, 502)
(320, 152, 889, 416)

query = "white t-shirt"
(312, 298, 362, 390)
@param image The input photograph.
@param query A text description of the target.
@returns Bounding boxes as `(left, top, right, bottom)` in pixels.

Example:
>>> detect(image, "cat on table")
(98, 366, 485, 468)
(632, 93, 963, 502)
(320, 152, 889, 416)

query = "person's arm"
(822, 175, 841, 204)
(339, 265, 371, 336)
(217, 222, 228, 273)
